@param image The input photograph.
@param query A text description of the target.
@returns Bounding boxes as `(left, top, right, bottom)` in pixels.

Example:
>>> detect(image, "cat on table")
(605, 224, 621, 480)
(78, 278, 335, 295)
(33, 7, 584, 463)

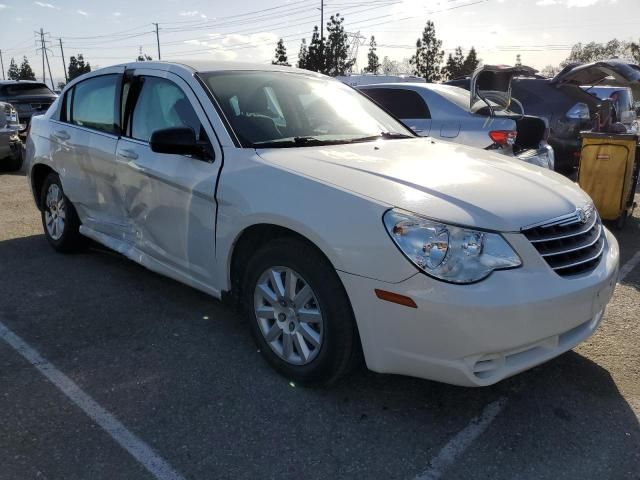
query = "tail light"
(566, 102, 590, 120)
(489, 130, 517, 146)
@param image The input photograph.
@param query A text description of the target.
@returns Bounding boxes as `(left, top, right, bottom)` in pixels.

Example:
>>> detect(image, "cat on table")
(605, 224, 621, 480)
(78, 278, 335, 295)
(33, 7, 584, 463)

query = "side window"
(60, 88, 72, 122)
(130, 77, 202, 143)
(71, 74, 118, 134)
(363, 88, 431, 119)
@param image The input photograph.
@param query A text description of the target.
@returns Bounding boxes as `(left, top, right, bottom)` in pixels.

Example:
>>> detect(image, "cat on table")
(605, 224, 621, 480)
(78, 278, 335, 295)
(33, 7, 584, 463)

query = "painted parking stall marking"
(619, 250, 640, 282)
(0, 320, 185, 480)
(414, 398, 507, 480)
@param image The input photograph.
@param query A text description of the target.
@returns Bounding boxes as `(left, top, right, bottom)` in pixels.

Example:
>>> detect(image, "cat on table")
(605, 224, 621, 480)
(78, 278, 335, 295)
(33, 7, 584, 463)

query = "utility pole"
(40, 28, 46, 83)
(0, 50, 5, 80)
(153, 23, 161, 60)
(44, 44, 54, 90)
(320, 0, 324, 42)
(58, 38, 68, 83)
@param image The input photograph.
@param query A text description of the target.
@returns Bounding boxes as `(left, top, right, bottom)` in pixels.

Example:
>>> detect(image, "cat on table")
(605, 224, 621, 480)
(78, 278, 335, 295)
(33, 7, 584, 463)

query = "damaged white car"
(26, 61, 619, 386)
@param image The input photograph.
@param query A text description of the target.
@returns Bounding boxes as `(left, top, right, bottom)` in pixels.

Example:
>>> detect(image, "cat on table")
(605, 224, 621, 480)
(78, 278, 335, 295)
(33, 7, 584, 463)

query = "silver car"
(358, 67, 554, 169)
(0, 102, 21, 171)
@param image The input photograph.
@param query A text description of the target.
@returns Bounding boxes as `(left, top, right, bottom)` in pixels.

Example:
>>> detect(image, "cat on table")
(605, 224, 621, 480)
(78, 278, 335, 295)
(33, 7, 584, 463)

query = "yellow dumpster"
(578, 132, 639, 229)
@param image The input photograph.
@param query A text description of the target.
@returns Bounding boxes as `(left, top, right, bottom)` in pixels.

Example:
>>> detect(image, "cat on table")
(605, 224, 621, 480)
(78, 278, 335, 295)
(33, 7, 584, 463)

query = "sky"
(0, 0, 637, 86)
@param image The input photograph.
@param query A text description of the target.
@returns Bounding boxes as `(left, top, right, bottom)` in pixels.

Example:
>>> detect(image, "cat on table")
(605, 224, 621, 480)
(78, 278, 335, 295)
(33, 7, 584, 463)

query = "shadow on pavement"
(0, 233, 638, 479)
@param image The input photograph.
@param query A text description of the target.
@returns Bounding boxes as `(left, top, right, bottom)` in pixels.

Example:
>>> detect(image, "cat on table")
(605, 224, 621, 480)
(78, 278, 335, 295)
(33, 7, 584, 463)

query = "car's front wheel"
(243, 237, 358, 385)
(40, 172, 84, 252)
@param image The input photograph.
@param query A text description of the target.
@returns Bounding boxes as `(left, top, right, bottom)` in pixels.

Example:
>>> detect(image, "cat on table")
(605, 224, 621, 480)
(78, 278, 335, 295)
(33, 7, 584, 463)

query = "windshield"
(199, 71, 414, 147)
(584, 87, 634, 114)
(0, 83, 54, 97)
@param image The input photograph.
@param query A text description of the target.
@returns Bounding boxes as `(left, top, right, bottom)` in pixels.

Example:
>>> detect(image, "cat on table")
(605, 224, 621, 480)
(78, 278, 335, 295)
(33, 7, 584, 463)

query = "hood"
(551, 59, 640, 87)
(257, 138, 590, 232)
(470, 64, 537, 113)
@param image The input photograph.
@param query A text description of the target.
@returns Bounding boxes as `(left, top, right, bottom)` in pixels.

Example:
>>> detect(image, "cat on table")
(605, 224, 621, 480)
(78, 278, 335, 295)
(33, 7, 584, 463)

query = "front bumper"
(340, 228, 619, 387)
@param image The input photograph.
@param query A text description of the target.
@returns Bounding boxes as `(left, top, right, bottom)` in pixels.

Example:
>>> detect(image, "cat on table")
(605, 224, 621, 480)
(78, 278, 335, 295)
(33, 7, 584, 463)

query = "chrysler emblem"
(577, 206, 592, 224)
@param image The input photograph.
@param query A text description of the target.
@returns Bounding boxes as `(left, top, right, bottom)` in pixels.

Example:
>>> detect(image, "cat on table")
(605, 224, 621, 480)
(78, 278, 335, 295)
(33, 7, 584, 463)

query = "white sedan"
(25, 61, 619, 387)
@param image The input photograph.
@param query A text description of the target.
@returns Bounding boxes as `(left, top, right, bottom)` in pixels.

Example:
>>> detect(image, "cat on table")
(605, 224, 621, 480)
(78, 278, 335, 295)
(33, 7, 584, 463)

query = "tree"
(324, 14, 354, 76)
(364, 36, 380, 74)
(136, 53, 152, 61)
(68, 53, 91, 81)
(461, 47, 480, 76)
(410, 20, 444, 82)
(540, 64, 560, 78)
(7, 58, 19, 80)
(297, 39, 308, 69)
(272, 38, 290, 66)
(306, 25, 325, 73)
(561, 39, 627, 67)
(515, 54, 522, 67)
(631, 41, 640, 64)
(442, 46, 465, 80)
(18, 56, 36, 80)
(381, 56, 398, 75)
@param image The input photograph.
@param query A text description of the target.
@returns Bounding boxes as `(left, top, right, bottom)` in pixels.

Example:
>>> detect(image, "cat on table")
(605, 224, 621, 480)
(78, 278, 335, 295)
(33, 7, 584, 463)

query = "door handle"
(53, 130, 70, 141)
(118, 148, 139, 160)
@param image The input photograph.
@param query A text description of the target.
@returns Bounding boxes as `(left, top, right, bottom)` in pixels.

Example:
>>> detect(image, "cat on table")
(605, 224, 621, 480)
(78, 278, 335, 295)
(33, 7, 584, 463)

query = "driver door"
(114, 69, 222, 290)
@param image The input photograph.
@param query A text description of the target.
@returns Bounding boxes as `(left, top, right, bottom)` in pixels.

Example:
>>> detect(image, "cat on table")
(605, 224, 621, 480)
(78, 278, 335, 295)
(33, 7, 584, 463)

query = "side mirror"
(150, 127, 202, 157)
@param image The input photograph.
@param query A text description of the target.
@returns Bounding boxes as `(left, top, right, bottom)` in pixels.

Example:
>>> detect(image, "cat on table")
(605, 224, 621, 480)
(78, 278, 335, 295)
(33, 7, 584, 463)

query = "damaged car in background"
(359, 65, 554, 170)
(446, 60, 640, 174)
(0, 80, 57, 133)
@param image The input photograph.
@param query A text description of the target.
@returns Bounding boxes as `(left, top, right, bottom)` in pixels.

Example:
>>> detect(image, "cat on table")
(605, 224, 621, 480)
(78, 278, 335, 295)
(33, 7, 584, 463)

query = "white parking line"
(619, 251, 640, 283)
(414, 397, 507, 480)
(0, 321, 185, 480)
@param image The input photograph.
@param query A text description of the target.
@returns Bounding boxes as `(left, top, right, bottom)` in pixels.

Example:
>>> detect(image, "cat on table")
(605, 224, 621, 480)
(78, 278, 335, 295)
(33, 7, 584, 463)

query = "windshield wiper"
(343, 131, 415, 143)
(253, 132, 414, 149)
(253, 136, 340, 148)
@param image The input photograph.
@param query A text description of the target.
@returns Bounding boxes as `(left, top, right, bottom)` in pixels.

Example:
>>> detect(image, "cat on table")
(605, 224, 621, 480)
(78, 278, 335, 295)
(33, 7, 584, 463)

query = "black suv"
(0, 81, 57, 131)
(446, 60, 640, 174)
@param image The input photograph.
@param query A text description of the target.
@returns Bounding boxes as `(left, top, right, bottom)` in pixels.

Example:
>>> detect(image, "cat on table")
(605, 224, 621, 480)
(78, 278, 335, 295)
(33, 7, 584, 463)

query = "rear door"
(49, 71, 126, 236)
(115, 69, 222, 287)
(360, 87, 432, 136)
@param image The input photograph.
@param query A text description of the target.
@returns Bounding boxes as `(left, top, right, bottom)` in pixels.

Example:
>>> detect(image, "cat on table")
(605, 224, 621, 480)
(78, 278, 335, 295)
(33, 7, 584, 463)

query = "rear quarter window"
(361, 88, 431, 119)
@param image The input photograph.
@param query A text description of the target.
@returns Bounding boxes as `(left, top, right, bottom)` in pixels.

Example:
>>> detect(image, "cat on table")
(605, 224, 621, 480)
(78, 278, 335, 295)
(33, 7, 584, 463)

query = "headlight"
(383, 209, 521, 284)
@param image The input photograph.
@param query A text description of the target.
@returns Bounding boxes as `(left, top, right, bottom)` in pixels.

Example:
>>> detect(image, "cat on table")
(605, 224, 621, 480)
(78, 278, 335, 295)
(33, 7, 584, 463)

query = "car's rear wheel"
(40, 172, 84, 252)
(243, 237, 358, 385)
(5, 152, 23, 172)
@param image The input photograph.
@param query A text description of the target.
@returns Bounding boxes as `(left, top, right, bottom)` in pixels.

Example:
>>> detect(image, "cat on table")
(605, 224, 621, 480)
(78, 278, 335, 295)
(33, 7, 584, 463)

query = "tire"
(615, 214, 627, 230)
(40, 172, 84, 252)
(242, 237, 358, 385)
(5, 152, 23, 172)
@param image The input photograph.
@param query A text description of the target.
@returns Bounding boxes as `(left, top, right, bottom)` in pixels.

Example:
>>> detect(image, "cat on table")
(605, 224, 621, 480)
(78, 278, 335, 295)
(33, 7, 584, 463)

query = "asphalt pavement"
(0, 169, 638, 480)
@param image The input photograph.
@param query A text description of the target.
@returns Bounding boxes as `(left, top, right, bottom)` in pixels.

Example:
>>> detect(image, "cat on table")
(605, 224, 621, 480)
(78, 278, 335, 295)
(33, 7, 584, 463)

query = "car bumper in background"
(515, 143, 555, 170)
(0, 129, 21, 162)
(340, 229, 619, 387)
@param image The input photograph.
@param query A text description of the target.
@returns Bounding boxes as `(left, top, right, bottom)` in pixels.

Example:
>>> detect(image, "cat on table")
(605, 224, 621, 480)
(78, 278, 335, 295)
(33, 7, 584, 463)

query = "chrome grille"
(522, 206, 605, 277)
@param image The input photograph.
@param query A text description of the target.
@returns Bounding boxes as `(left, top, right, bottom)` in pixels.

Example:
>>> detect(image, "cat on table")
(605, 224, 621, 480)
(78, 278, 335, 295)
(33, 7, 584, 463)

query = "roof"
(107, 60, 323, 77)
(0, 80, 45, 85)
(356, 82, 468, 93)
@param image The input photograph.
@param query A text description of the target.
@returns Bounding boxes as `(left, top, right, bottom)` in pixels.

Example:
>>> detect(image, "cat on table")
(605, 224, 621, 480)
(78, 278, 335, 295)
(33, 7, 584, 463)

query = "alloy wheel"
(44, 183, 66, 241)
(254, 266, 324, 365)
